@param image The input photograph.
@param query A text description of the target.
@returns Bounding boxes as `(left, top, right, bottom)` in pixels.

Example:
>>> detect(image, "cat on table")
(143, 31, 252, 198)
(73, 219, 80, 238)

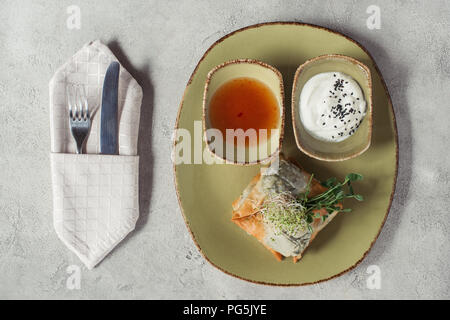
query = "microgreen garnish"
(260, 192, 309, 237)
(260, 173, 364, 236)
(304, 172, 364, 216)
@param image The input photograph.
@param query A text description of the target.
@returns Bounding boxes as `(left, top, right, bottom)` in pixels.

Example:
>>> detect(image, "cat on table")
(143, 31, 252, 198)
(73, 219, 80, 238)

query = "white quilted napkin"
(49, 40, 143, 269)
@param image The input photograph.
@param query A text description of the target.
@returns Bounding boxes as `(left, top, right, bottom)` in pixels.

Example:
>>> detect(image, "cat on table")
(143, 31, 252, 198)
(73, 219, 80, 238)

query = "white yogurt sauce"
(299, 72, 366, 142)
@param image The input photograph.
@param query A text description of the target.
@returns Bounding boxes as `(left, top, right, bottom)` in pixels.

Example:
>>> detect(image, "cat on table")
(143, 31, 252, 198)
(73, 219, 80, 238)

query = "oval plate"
(173, 22, 398, 286)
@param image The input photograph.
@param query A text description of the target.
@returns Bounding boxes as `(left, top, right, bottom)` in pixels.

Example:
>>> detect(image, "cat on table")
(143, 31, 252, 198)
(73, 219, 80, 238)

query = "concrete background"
(0, 0, 449, 299)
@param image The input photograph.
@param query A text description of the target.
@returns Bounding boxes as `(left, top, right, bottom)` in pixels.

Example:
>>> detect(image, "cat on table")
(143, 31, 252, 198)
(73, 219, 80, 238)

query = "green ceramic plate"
(173, 22, 398, 285)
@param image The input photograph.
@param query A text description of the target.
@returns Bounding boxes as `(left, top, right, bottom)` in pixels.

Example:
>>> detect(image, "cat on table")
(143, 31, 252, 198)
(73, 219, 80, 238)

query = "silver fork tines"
(67, 84, 91, 154)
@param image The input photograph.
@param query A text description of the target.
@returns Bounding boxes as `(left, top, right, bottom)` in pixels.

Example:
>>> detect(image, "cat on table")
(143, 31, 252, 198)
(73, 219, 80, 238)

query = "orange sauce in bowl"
(209, 77, 280, 147)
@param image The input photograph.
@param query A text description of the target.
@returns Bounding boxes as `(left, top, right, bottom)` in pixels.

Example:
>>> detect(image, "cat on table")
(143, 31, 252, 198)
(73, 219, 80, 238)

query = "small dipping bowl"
(203, 59, 284, 165)
(291, 54, 373, 161)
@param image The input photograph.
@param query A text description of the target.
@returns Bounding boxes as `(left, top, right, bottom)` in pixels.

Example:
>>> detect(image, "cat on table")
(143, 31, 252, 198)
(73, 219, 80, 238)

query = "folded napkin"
(49, 40, 143, 269)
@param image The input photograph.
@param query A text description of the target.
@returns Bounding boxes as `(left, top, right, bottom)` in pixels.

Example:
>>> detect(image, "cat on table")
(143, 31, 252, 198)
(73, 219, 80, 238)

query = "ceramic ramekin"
(291, 54, 373, 161)
(203, 59, 285, 165)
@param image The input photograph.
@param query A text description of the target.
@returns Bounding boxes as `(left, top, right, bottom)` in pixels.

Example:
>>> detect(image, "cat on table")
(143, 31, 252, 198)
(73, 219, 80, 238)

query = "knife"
(100, 61, 120, 154)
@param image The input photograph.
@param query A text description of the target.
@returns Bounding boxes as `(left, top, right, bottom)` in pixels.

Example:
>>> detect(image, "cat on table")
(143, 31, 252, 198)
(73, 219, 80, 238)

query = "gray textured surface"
(0, 0, 449, 299)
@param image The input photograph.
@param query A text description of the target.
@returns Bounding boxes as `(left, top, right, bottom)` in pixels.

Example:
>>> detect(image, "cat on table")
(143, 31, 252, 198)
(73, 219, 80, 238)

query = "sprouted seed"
(259, 173, 364, 236)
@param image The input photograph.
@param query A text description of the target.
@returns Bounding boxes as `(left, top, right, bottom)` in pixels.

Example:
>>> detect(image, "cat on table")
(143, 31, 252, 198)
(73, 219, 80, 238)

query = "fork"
(67, 84, 91, 154)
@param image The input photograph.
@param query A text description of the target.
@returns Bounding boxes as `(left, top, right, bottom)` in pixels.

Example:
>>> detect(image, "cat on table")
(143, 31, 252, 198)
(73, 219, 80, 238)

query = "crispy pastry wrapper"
(231, 158, 341, 262)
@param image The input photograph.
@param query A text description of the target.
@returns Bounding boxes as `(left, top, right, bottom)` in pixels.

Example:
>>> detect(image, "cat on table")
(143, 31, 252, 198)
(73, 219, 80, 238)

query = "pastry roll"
(231, 157, 341, 262)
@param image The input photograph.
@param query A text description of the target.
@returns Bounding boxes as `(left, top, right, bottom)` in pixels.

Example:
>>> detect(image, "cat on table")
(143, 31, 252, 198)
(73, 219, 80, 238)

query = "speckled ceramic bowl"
(292, 54, 373, 161)
(203, 59, 285, 165)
